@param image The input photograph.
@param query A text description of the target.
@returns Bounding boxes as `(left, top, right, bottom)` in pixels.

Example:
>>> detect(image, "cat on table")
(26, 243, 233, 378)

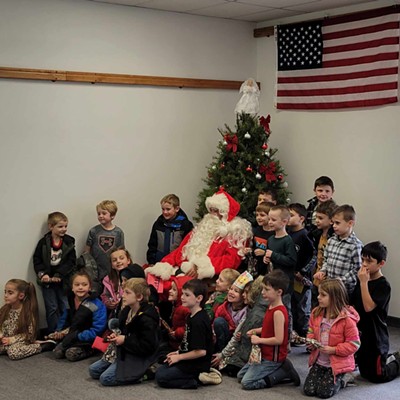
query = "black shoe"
(53, 344, 65, 359)
(39, 340, 57, 352)
(281, 359, 301, 386)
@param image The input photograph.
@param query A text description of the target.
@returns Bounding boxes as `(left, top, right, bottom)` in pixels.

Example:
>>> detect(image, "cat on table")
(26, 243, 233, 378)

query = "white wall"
(0, 0, 257, 324)
(256, 1, 400, 317)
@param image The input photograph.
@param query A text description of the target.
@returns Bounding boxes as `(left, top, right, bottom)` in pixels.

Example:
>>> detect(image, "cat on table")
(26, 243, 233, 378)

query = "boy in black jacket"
(146, 194, 193, 266)
(89, 278, 160, 386)
(33, 211, 76, 333)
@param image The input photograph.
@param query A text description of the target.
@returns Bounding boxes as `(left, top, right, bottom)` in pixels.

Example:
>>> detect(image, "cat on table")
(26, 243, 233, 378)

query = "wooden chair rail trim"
(0, 66, 260, 90)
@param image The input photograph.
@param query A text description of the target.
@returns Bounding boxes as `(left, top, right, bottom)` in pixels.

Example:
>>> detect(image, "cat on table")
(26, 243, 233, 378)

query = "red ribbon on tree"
(224, 134, 238, 152)
(259, 162, 277, 182)
(259, 115, 271, 135)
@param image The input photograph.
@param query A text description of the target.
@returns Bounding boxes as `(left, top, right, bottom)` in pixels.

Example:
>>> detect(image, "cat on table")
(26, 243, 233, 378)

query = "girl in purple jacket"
(304, 278, 360, 398)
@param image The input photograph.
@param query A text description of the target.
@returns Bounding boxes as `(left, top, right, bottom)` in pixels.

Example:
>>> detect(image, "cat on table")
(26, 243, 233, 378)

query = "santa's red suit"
(146, 190, 252, 282)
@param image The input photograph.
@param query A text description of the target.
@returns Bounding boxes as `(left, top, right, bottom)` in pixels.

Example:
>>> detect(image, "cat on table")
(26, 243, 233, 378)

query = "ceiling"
(87, 0, 387, 23)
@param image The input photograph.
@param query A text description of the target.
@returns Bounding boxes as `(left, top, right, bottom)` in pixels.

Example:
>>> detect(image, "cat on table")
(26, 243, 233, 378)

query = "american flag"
(275, 6, 400, 110)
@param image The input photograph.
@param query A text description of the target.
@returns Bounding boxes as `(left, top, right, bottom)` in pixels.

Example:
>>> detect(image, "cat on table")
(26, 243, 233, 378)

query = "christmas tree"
(196, 111, 290, 221)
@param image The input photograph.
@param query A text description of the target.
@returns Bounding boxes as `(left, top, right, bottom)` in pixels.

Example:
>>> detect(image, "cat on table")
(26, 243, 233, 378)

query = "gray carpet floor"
(1, 327, 399, 400)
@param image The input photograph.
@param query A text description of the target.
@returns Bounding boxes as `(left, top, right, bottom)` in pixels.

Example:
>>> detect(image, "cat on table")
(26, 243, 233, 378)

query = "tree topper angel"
(234, 78, 260, 116)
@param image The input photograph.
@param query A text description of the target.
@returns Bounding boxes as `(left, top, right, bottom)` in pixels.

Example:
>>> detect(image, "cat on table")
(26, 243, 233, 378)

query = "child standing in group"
(309, 200, 336, 308)
(101, 247, 144, 316)
(314, 205, 362, 296)
(52, 271, 107, 361)
(263, 205, 297, 335)
(89, 278, 160, 386)
(146, 194, 193, 266)
(214, 272, 253, 352)
(204, 268, 240, 321)
(85, 200, 125, 281)
(0, 279, 55, 360)
(306, 176, 335, 232)
(257, 188, 278, 206)
(155, 279, 214, 389)
(288, 203, 315, 339)
(33, 211, 76, 333)
(251, 201, 275, 277)
(237, 270, 300, 390)
(352, 241, 400, 383)
(304, 278, 360, 399)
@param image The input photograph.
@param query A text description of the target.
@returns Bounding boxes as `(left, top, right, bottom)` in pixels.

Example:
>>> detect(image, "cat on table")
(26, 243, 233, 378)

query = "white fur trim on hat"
(205, 193, 230, 220)
(145, 262, 176, 281)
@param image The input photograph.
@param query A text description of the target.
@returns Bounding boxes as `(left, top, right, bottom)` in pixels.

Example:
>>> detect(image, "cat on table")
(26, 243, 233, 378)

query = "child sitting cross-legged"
(213, 271, 253, 352)
(237, 270, 300, 390)
(89, 278, 160, 386)
(51, 271, 107, 362)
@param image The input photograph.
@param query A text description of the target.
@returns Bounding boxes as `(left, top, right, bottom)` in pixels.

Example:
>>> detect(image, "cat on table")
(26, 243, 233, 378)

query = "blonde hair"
(96, 200, 118, 217)
(124, 278, 150, 302)
(160, 194, 180, 208)
(48, 212, 68, 227)
(270, 205, 290, 221)
(0, 280, 39, 342)
(220, 268, 240, 285)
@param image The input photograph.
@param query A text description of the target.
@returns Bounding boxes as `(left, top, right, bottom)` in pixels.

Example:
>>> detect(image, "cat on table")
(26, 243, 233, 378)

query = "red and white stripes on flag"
(275, 6, 400, 110)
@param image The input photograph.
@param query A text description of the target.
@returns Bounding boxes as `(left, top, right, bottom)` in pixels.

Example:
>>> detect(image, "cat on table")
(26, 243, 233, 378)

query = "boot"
(264, 359, 301, 387)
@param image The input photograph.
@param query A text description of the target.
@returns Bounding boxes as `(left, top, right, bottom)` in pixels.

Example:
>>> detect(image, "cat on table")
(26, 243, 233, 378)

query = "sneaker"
(199, 368, 222, 385)
(38, 340, 57, 352)
(65, 347, 91, 362)
(53, 344, 65, 359)
(341, 373, 356, 388)
(392, 351, 400, 363)
(281, 359, 301, 386)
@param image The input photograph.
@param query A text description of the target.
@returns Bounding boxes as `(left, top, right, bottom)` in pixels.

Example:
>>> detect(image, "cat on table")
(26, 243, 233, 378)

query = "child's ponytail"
(13, 279, 39, 342)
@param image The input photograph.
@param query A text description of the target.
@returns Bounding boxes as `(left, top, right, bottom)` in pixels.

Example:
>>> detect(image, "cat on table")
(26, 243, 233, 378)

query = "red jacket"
(307, 305, 360, 379)
(214, 301, 248, 334)
(169, 276, 191, 350)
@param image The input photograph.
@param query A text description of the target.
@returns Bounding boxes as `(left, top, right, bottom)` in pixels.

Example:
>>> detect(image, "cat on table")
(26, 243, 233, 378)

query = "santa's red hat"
(205, 189, 240, 222)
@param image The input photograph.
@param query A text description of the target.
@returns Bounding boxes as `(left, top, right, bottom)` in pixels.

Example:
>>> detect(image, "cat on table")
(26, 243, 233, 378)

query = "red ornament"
(246, 165, 253, 172)
(220, 162, 225, 169)
(262, 143, 268, 150)
(277, 174, 283, 181)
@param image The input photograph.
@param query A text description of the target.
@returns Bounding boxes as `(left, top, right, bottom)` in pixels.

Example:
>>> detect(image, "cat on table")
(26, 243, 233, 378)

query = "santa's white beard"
(182, 214, 226, 260)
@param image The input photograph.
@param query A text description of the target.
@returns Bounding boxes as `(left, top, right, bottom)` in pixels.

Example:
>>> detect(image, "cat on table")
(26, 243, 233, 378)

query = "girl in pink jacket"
(304, 278, 360, 398)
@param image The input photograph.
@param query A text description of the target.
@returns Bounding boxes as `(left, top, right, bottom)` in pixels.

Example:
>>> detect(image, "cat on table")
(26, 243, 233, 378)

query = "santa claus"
(145, 189, 252, 281)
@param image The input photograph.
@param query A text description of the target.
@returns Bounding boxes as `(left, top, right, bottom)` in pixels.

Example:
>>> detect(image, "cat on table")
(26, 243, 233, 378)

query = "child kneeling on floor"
(238, 270, 300, 390)
(89, 278, 160, 386)
(155, 279, 214, 389)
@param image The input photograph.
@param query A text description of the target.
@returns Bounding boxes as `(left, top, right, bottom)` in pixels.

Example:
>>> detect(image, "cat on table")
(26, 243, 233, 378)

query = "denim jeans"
(238, 359, 282, 390)
(89, 359, 119, 386)
(213, 317, 231, 352)
(41, 283, 68, 332)
(155, 364, 198, 389)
